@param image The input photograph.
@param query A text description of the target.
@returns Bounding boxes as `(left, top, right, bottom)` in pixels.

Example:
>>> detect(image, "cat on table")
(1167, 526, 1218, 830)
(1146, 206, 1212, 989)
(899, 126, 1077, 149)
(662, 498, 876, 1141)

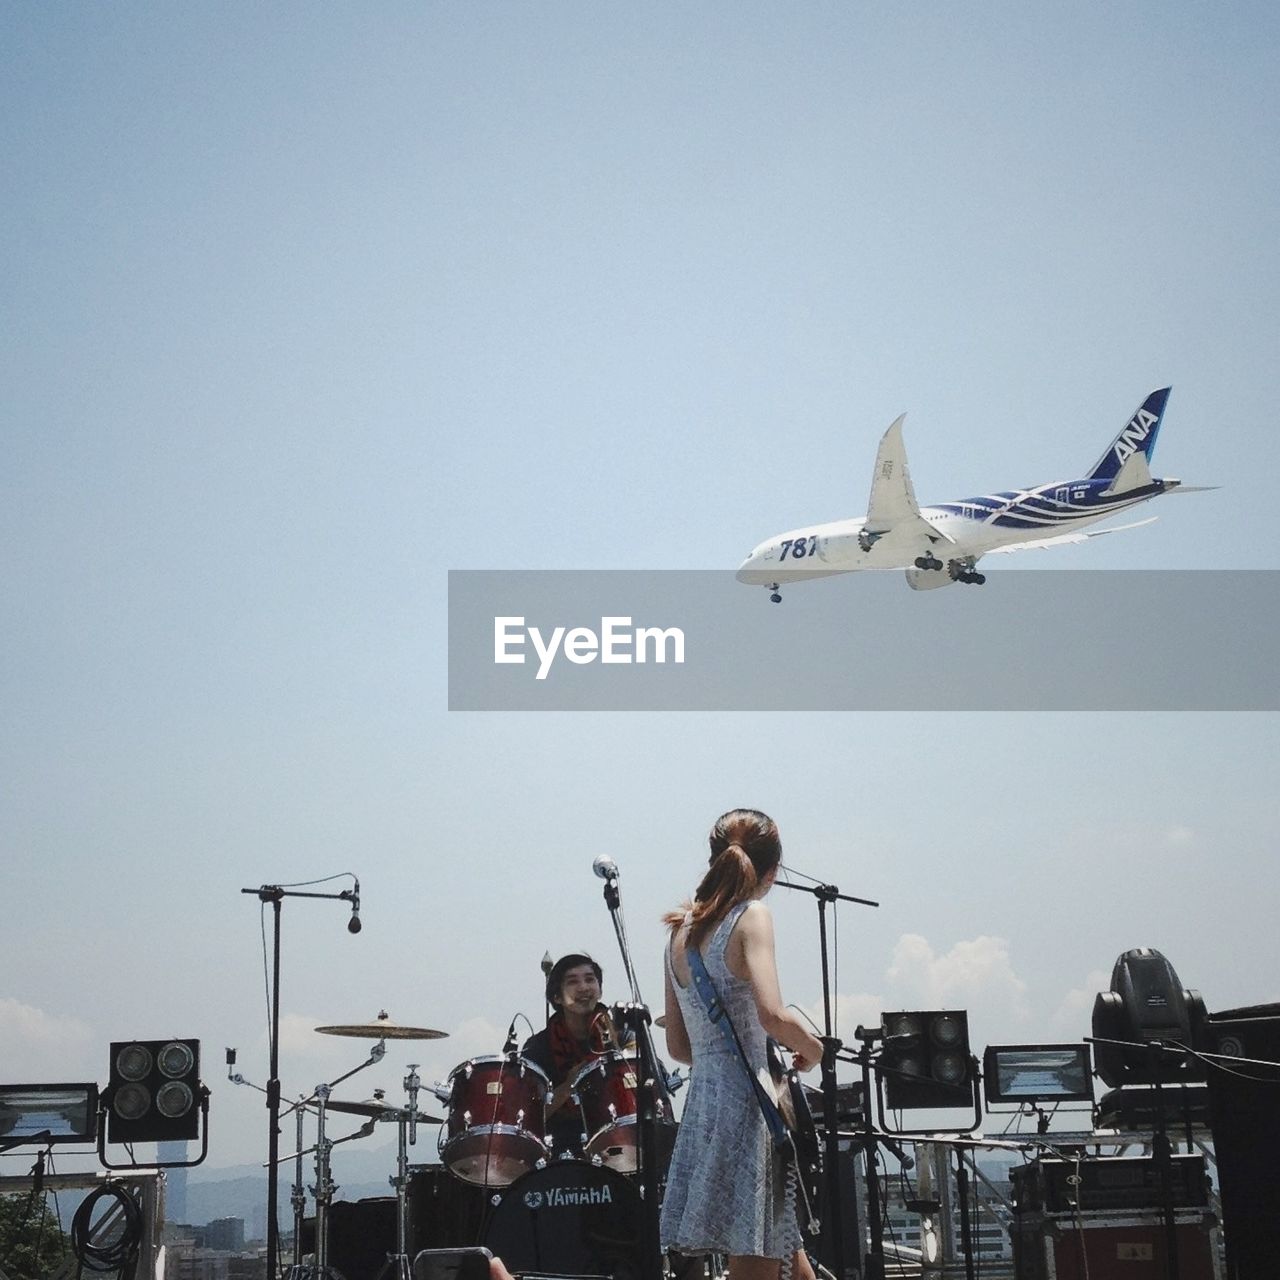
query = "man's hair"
(546, 952, 603, 1004)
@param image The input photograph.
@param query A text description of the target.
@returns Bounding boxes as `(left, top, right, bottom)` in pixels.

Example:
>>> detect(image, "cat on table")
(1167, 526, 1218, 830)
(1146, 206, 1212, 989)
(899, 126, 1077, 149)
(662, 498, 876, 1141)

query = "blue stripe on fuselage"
(935, 481, 1160, 529)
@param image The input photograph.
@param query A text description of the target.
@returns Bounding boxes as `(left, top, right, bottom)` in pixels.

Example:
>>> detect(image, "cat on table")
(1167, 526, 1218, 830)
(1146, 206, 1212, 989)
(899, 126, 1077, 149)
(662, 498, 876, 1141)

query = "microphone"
(347, 879, 362, 934)
(502, 1016, 519, 1056)
(592, 854, 619, 881)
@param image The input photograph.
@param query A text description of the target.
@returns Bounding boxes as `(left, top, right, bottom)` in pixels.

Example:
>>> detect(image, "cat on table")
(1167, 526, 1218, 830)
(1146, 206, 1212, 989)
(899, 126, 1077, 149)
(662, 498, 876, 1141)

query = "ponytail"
(664, 809, 782, 949)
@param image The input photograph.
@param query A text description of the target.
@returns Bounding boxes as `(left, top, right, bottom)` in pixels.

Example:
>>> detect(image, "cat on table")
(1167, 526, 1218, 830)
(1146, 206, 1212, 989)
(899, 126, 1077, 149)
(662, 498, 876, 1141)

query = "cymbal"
(326, 1098, 444, 1123)
(315, 1011, 448, 1040)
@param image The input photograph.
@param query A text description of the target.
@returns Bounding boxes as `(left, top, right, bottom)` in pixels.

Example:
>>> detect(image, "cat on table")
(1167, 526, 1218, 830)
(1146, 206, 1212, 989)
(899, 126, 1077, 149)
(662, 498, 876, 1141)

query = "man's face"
(556, 963, 601, 1012)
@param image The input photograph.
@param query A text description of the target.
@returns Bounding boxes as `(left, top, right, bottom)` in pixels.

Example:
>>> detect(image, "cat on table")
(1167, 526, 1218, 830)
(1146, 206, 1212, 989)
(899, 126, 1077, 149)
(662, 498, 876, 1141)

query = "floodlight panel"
(983, 1043, 1095, 1104)
(0, 1083, 99, 1144)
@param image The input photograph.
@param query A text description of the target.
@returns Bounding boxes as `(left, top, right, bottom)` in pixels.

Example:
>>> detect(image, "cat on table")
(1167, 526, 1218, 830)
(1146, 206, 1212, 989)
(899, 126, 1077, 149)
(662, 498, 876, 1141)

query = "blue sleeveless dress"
(659, 902, 799, 1260)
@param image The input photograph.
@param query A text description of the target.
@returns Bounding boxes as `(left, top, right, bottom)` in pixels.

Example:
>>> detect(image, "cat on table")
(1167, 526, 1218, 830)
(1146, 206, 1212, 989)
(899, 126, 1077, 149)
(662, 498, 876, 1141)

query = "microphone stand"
(242, 881, 358, 1280)
(774, 872, 878, 1280)
(597, 865, 667, 1280)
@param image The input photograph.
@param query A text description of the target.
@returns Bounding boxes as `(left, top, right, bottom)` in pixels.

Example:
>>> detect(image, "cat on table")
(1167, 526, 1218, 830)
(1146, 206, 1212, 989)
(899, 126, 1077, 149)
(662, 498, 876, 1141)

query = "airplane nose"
(736, 550, 767, 584)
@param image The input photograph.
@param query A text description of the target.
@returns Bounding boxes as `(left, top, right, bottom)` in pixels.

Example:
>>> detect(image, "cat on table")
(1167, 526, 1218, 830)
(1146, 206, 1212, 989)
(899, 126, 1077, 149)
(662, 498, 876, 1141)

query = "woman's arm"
(733, 901, 824, 1071)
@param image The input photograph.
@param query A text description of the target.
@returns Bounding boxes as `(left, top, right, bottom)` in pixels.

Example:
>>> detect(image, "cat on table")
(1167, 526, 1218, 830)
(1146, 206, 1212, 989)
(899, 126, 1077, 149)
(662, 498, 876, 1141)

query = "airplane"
(736, 387, 1212, 599)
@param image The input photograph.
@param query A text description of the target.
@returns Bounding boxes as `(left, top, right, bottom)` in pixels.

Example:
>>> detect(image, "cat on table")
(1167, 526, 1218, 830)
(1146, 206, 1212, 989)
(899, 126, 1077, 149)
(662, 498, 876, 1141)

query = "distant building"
(205, 1217, 246, 1252)
(164, 1237, 262, 1280)
(158, 1140, 190, 1222)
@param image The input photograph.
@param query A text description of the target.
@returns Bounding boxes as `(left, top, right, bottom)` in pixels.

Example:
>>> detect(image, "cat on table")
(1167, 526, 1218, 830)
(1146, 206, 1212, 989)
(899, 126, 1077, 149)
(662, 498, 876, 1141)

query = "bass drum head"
(483, 1161, 640, 1280)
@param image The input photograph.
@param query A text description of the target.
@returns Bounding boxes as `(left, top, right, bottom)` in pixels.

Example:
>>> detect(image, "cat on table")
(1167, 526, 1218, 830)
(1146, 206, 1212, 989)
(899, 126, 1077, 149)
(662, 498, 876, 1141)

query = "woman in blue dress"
(660, 809, 824, 1280)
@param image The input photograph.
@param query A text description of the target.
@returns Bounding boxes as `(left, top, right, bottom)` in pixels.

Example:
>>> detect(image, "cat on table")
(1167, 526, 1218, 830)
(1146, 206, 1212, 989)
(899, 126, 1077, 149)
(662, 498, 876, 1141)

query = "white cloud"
(821, 933, 1033, 1051)
(0, 997, 95, 1076)
(885, 933, 1029, 1018)
(1049, 968, 1111, 1038)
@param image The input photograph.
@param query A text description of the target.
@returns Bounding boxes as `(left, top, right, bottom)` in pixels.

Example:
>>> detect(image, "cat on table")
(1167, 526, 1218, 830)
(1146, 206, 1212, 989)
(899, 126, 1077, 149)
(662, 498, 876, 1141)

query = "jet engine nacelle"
(905, 568, 956, 591)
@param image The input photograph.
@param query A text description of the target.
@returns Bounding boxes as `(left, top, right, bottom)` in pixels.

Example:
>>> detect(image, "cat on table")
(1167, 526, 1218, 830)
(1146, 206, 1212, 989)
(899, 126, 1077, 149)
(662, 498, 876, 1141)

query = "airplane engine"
(905, 568, 955, 591)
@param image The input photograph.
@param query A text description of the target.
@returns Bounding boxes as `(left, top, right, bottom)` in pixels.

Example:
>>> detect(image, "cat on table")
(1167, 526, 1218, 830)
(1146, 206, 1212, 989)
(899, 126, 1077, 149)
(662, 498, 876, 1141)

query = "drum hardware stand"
(773, 869, 878, 1280)
(372, 1064, 424, 1280)
(241, 876, 360, 1280)
(269, 1057, 385, 1280)
(275, 1083, 347, 1280)
(287, 1097, 309, 1278)
(596, 857, 669, 1280)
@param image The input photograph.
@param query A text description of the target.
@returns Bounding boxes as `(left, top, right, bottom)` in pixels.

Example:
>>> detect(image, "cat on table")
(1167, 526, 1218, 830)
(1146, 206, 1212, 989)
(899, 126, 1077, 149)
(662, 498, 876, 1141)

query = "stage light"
(881, 1009, 977, 1110)
(105, 1039, 203, 1143)
(115, 1044, 152, 1081)
(1091, 949, 1207, 1087)
(983, 1044, 1095, 1105)
(0, 1084, 99, 1145)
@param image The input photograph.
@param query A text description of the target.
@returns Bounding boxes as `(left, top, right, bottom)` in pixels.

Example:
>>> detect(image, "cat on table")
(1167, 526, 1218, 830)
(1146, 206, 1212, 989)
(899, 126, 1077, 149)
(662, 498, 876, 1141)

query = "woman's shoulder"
(720, 897, 769, 947)
(735, 898, 772, 929)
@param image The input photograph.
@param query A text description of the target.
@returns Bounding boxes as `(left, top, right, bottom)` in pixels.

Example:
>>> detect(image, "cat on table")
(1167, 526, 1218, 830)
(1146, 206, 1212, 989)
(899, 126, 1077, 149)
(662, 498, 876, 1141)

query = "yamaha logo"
(519, 1183, 615, 1209)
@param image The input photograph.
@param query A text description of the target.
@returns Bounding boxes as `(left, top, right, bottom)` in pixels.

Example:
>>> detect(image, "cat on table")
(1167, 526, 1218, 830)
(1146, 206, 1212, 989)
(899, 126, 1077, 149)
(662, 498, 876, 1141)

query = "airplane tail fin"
(1086, 387, 1172, 488)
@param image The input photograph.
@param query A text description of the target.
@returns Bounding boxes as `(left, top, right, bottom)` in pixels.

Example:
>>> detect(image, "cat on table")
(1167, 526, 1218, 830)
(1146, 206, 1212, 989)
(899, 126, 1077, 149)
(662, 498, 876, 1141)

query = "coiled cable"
(70, 1181, 143, 1275)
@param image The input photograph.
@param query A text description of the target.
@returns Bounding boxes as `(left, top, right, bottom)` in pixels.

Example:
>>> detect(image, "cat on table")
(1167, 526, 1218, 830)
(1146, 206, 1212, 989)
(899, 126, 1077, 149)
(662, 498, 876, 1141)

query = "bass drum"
(483, 1161, 640, 1280)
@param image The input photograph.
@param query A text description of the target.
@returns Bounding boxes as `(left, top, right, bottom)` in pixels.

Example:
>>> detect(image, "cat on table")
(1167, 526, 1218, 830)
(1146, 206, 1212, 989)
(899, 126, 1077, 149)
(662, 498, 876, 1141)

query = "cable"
(257, 872, 357, 1045)
(71, 1182, 144, 1275)
(1170, 1039, 1280, 1086)
(790, 1004, 823, 1035)
(259, 900, 275, 1047)
(1066, 1148, 1091, 1280)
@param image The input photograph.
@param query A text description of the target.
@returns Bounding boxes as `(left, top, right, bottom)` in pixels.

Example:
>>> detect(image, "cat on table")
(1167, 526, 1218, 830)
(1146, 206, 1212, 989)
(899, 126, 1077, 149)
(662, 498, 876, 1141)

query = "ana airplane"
(737, 387, 1211, 599)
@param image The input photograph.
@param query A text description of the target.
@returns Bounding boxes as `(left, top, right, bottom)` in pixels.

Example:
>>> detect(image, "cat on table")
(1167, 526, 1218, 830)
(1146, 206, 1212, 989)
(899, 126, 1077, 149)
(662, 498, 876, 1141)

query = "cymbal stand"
(312, 1084, 338, 1278)
(272, 1044, 385, 1280)
(288, 1098, 308, 1277)
(374, 1065, 422, 1280)
(279, 1121, 378, 1280)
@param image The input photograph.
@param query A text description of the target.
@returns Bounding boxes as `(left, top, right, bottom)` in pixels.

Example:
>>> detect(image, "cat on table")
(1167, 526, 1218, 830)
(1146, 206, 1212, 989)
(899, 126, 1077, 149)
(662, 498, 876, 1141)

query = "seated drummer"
(521, 951, 631, 1157)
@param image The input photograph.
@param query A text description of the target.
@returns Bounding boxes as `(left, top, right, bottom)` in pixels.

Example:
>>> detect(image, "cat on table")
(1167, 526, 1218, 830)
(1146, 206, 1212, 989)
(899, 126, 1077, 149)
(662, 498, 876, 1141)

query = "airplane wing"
(864, 415, 954, 547)
(985, 516, 1158, 554)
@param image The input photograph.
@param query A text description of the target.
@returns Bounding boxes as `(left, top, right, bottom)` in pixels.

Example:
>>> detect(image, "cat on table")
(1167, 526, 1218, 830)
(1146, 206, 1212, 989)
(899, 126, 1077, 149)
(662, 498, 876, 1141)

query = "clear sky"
(3, 3, 1277, 1178)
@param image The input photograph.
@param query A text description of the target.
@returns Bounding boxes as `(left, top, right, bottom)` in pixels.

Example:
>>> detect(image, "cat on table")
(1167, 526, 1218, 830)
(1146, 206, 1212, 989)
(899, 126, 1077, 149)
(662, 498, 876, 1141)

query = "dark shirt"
(521, 1006, 632, 1158)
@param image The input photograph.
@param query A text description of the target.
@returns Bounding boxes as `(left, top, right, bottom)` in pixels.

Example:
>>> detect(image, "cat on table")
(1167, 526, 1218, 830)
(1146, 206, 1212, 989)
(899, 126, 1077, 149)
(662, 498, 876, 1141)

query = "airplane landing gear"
(914, 553, 944, 571)
(947, 558, 987, 585)
(767, 584, 782, 604)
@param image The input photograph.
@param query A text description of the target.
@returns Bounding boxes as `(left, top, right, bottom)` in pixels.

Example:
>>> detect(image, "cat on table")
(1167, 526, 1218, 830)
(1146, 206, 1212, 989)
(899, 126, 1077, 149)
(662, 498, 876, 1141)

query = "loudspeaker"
(1203, 1004, 1280, 1280)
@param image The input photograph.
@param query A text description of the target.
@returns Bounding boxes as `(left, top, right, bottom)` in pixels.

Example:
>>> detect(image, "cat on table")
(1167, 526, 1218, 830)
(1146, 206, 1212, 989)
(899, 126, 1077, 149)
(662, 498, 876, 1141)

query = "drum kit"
(287, 1012, 656, 1280)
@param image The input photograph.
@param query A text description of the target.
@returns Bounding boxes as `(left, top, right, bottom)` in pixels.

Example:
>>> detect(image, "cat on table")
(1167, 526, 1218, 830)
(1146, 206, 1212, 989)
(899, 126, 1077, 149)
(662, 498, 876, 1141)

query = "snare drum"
(440, 1055, 549, 1186)
(571, 1050, 639, 1172)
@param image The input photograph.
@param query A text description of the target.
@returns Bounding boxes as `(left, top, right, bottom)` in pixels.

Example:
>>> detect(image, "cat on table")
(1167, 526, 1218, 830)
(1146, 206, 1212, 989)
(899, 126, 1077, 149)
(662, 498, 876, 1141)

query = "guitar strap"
(685, 943, 790, 1147)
